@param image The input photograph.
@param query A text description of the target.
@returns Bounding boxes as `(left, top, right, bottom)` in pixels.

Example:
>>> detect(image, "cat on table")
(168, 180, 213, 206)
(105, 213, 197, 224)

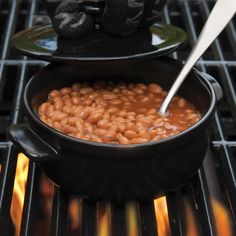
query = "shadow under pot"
(8, 57, 222, 202)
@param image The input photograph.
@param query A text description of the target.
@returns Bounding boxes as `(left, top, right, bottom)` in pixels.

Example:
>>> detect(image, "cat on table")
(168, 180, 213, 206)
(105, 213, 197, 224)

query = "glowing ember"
(10, 153, 29, 236)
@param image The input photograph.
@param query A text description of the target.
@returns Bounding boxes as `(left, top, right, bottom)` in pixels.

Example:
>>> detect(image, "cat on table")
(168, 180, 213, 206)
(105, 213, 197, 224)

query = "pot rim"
(24, 64, 216, 150)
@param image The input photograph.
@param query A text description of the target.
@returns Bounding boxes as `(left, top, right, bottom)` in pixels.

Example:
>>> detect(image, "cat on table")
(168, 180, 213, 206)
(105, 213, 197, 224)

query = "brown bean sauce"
(38, 81, 201, 144)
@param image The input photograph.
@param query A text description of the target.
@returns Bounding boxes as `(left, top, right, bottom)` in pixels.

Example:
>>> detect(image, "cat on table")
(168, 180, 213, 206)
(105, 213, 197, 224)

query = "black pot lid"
(11, 23, 187, 63)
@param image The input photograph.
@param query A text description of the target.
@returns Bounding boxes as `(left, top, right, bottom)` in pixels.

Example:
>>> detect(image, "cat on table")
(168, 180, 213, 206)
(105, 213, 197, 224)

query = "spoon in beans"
(159, 0, 236, 115)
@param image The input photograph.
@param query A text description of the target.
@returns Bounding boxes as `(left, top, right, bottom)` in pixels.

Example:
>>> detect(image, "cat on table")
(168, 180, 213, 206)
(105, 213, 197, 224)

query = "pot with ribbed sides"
(8, 57, 222, 202)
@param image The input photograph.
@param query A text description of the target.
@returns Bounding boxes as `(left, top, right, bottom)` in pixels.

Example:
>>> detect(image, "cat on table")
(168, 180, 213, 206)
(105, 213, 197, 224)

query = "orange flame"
(212, 199, 232, 236)
(10, 155, 233, 236)
(10, 153, 29, 236)
(97, 204, 111, 236)
(127, 203, 139, 236)
(154, 197, 171, 236)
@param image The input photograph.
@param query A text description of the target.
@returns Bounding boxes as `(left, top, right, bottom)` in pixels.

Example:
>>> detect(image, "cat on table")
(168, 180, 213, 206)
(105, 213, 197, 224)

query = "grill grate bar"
(20, 162, 40, 236)
(0, 0, 19, 61)
(218, 146, 236, 220)
(138, 201, 158, 236)
(81, 200, 97, 236)
(163, 4, 178, 59)
(0, 145, 18, 236)
(191, 168, 217, 236)
(166, 191, 185, 236)
(110, 203, 127, 236)
(50, 188, 69, 236)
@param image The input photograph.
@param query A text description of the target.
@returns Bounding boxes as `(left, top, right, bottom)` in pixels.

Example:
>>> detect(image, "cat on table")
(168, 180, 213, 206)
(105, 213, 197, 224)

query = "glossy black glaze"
(11, 24, 187, 64)
(8, 57, 221, 202)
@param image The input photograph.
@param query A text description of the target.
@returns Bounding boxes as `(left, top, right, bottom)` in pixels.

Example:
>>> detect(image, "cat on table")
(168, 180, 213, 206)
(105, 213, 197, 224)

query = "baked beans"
(38, 81, 201, 144)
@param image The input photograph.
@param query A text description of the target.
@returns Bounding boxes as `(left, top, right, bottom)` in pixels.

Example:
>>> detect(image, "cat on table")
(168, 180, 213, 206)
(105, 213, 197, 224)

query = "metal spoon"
(159, 0, 236, 115)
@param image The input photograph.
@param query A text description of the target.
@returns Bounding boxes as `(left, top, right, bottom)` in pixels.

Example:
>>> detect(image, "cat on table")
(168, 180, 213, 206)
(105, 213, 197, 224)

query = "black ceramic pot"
(8, 57, 222, 202)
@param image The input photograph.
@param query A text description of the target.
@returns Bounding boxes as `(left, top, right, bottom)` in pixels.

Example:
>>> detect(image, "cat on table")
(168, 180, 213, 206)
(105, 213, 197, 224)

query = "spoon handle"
(159, 0, 236, 115)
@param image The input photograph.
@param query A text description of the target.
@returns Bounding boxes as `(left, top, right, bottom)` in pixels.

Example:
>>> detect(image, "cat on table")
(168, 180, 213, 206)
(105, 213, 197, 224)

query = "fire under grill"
(0, 0, 236, 235)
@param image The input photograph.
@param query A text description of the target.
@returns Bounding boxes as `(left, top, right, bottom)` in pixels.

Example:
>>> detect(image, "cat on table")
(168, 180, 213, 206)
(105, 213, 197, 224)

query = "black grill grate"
(0, 0, 236, 235)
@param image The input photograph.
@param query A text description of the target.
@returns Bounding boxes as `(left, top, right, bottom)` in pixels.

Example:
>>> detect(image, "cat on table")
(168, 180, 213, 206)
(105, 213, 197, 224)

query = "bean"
(60, 118, 68, 126)
(49, 90, 60, 98)
(130, 138, 149, 144)
(38, 103, 49, 115)
(126, 122, 136, 131)
(121, 89, 129, 95)
(148, 93, 155, 99)
(88, 92, 98, 100)
(127, 112, 136, 116)
(46, 119, 53, 127)
(136, 83, 147, 90)
(97, 119, 109, 129)
(120, 96, 130, 102)
(80, 109, 90, 119)
(53, 121, 61, 131)
(138, 129, 151, 140)
(127, 115, 136, 121)
(148, 84, 162, 93)
(75, 132, 83, 139)
(84, 122, 93, 133)
(117, 123, 126, 133)
(137, 108, 147, 114)
(102, 131, 116, 142)
(147, 108, 156, 115)
(112, 88, 120, 94)
(124, 102, 131, 107)
(95, 129, 107, 136)
(62, 106, 71, 115)
(103, 92, 117, 100)
(140, 97, 150, 103)
(67, 117, 77, 126)
(114, 117, 126, 123)
(54, 100, 64, 110)
(177, 98, 186, 108)
(132, 87, 143, 94)
(63, 125, 77, 134)
(117, 110, 127, 117)
(117, 133, 130, 144)
(80, 87, 94, 95)
(60, 87, 72, 95)
(87, 112, 103, 124)
(72, 97, 80, 105)
(47, 105, 54, 116)
(107, 107, 119, 114)
(128, 95, 137, 103)
(90, 134, 102, 142)
(82, 134, 91, 141)
(109, 98, 122, 105)
(124, 130, 138, 139)
(83, 99, 93, 106)
(186, 113, 200, 120)
(103, 112, 111, 120)
(76, 121, 84, 133)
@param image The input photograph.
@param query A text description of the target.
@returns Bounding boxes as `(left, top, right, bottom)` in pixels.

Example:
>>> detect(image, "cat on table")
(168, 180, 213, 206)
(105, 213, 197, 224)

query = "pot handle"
(8, 124, 60, 162)
(196, 71, 223, 102)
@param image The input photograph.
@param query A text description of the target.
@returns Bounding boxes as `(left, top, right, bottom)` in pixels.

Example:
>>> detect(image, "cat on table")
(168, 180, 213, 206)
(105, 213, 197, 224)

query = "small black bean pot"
(8, 57, 222, 202)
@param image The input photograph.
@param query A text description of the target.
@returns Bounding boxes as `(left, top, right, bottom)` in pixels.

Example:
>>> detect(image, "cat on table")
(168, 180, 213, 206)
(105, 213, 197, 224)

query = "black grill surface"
(0, 0, 236, 235)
